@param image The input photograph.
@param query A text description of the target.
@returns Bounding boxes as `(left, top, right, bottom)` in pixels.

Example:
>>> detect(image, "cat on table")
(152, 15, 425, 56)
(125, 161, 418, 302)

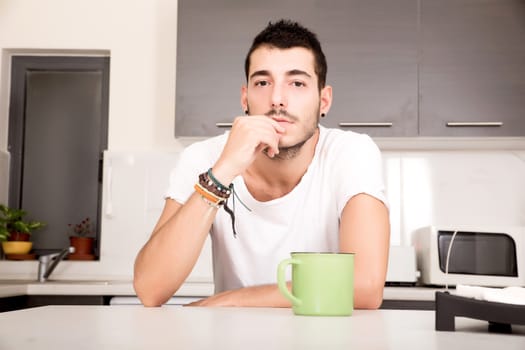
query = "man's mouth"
(272, 117, 292, 123)
(266, 110, 294, 124)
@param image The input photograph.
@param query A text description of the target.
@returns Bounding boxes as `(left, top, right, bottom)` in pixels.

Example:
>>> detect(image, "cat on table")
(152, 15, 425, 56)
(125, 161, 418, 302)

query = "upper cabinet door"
(321, 0, 419, 137)
(420, 0, 525, 136)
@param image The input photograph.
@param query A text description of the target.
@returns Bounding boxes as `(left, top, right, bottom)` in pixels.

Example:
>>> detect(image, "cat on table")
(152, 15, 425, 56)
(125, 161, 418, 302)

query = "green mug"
(277, 252, 354, 316)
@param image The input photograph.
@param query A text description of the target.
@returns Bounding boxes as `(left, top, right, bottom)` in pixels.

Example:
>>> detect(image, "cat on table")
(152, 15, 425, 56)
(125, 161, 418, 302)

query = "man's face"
(242, 46, 331, 151)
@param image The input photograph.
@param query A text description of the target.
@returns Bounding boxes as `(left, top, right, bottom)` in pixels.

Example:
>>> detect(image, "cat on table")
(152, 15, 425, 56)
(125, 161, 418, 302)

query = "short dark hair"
(244, 19, 327, 91)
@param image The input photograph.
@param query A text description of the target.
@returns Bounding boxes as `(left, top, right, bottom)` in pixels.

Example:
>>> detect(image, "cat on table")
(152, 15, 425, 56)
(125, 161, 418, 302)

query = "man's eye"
(255, 81, 269, 87)
(292, 81, 305, 87)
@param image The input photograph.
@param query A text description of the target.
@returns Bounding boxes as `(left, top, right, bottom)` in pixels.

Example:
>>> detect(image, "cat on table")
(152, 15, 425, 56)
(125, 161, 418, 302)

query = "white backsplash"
(99, 151, 213, 282)
(385, 150, 525, 245)
(1, 147, 524, 283)
(98, 148, 525, 282)
(402, 151, 525, 243)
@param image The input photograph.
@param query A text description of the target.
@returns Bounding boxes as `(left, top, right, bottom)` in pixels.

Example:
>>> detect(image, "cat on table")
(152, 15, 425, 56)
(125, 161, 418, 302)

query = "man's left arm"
(339, 193, 390, 309)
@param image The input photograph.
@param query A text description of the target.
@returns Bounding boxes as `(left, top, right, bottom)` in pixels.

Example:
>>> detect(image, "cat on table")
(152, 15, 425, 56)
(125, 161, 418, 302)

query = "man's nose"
(271, 85, 286, 109)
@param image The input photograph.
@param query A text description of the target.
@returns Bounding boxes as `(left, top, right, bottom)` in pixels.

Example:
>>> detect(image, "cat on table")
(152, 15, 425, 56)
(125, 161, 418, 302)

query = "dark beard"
(247, 106, 319, 160)
(273, 138, 309, 160)
(262, 128, 318, 160)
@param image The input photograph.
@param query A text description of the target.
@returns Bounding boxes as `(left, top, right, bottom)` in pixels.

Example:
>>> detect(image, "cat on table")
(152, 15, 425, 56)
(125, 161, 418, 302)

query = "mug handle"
(277, 258, 302, 306)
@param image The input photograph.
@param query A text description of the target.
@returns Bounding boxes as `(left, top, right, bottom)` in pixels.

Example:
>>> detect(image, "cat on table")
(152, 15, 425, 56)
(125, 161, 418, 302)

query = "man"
(134, 19, 390, 309)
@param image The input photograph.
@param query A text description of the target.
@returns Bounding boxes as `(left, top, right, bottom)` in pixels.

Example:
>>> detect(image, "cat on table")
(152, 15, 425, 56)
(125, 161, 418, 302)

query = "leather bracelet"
(194, 183, 225, 205)
(198, 171, 231, 199)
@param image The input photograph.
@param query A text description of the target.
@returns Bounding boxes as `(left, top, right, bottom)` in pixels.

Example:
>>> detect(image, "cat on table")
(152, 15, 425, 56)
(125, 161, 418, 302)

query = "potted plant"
(0, 204, 45, 256)
(67, 217, 96, 260)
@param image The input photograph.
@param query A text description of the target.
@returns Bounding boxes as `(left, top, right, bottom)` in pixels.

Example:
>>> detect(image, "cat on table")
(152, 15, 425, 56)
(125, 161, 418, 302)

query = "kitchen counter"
(0, 280, 214, 298)
(0, 279, 441, 301)
(1, 305, 523, 349)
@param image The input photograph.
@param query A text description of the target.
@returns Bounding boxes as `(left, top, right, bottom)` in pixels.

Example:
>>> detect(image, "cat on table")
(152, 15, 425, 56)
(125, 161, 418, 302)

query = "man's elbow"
(133, 278, 168, 307)
(354, 279, 385, 309)
(357, 290, 384, 309)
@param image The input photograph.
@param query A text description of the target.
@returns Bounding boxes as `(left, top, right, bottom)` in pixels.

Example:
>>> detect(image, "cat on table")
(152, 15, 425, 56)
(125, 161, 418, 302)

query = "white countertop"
(1, 305, 523, 349)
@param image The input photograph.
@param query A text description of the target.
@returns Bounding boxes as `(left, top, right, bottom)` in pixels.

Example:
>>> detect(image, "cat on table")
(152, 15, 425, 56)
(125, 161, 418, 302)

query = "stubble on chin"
(249, 105, 320, 160)
(263, 128, 317, 160)
(271, 140, 307, 160)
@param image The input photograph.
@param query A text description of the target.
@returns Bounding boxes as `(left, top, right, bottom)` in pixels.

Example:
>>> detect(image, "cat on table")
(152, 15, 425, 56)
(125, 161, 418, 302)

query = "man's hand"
(212, 116, 285, 184)
(186, 289, 241, 307)
(185, 284, 292, 308)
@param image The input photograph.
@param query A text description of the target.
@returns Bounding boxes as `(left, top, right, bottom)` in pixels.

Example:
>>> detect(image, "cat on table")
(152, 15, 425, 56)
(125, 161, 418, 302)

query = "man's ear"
(240, 85, 248, 112)
(320, 85, 333, 116)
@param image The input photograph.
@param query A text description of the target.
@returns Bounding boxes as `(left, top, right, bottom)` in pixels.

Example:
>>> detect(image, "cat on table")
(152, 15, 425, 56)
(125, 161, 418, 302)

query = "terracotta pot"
(8, 232, 30, 241)
(69, 236, 94, 255)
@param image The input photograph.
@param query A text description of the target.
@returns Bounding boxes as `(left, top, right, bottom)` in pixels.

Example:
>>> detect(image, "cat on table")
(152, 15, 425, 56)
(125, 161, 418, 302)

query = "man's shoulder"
(182, 132, 229, 156)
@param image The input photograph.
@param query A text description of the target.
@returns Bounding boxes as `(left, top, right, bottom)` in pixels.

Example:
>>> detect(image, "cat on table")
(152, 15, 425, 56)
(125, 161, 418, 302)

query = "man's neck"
(243, 128, 319, 201)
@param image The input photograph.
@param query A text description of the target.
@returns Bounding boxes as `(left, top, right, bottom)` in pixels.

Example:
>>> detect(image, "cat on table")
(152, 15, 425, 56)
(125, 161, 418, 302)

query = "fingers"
(235, 115, 284, 156)
(213, 115, 286, 182)
(185, 298, 205, 307)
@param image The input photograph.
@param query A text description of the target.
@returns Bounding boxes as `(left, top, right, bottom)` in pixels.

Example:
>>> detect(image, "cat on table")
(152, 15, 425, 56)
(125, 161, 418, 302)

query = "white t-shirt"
(165, 125, 387, 293)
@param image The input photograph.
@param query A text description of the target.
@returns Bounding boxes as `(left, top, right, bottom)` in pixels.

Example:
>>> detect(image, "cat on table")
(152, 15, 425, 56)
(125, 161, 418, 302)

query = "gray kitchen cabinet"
(176, 0, 525, 138)
(175, 0, 419, 138)
(419, 0, 525, 136)
(320, 0, 419, 137)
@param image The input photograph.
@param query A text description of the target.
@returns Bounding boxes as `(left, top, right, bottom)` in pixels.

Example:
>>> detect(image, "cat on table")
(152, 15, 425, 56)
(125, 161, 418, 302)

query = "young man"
(134, 19, 390, 309)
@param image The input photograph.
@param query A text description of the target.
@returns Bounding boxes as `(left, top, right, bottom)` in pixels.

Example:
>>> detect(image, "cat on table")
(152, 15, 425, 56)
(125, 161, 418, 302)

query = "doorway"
(8, 56, 109, 256)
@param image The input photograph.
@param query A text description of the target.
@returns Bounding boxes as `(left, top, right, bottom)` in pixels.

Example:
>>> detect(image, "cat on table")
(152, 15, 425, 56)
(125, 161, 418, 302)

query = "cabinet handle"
(216, 123, 233, 128)
(446, 122, 503, 127)
(339, 122, 393, 127)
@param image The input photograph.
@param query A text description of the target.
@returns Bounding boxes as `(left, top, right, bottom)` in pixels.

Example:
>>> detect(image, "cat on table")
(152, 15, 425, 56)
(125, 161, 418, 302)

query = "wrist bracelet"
(200, 195, 221, 209)
(198, 171, 231, 199)
(207, 168, 231, 193)
(196, 168, 251, 239)
(194, 183, 225, 205)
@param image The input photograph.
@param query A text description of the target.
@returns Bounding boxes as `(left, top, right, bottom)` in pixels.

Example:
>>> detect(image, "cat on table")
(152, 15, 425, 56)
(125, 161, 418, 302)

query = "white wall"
(0, 0, 182, 152)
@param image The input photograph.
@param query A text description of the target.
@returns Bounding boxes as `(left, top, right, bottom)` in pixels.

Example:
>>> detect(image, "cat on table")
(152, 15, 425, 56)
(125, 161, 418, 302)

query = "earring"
(244, 110, 249, 115)
(321, 113, 326, 117)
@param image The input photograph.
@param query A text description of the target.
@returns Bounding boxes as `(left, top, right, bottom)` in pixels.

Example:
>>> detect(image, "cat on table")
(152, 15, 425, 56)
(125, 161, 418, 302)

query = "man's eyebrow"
(249, 70, 270, 80)
(286, 69, 312, 78)
(249, 69, 313, 80)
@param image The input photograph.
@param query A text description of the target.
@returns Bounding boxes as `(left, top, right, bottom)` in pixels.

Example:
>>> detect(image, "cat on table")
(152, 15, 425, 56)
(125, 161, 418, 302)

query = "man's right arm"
(133, 116, 284, 307)
(133, 194, 218, 306)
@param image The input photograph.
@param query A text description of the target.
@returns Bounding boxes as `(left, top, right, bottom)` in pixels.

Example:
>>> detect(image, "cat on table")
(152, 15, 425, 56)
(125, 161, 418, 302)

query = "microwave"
(413, 226, 525, 287)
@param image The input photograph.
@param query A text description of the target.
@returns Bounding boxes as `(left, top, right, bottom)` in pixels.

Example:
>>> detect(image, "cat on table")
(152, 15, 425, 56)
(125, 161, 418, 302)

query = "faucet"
(38, 247, 75, 282)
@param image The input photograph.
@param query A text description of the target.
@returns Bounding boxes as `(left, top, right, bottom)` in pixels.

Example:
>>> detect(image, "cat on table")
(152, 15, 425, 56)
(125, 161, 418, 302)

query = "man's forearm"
(187, 283, 292, 308)
(134, 195, 216, 306)
(189, 280, 386, 309)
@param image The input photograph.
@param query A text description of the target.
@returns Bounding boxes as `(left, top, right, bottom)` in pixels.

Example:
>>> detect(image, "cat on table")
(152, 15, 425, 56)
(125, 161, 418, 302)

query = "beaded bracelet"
(198, 172, 231, 199)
